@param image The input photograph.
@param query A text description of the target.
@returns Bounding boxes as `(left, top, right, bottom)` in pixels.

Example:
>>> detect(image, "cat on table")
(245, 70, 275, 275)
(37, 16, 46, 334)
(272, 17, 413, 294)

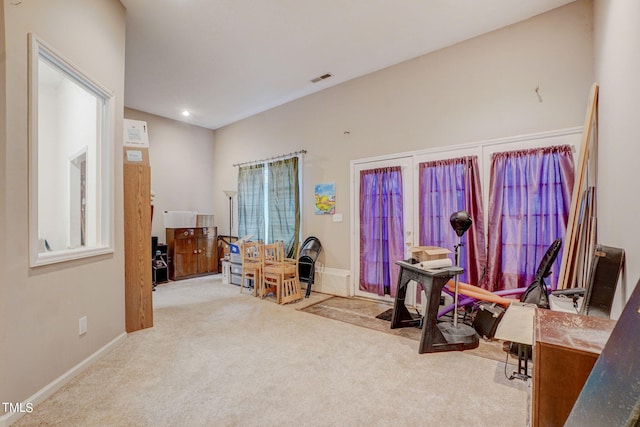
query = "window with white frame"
(237, 155, 302, 257)
(28, 34, 114, 267)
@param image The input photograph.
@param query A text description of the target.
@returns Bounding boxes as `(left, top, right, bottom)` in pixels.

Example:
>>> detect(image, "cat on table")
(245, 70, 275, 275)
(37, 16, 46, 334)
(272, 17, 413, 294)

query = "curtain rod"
(233, 149, 307, 167)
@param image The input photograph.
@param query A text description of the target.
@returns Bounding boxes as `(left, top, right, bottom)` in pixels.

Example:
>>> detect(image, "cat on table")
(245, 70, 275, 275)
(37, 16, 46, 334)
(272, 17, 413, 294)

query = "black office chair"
(497, 238, 562, 379)
(519, 238, 563, 309)
(550, 244, 625, 318)
(298, 236, 322, 298)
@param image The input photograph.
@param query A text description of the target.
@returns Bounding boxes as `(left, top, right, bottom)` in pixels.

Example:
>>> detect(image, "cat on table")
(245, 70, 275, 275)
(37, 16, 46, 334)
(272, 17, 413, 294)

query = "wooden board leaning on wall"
(557, 83, 598, 290)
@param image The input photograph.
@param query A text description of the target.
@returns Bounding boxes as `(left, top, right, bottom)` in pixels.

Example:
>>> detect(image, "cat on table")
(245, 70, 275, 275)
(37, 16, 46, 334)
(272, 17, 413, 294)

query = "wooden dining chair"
(261, 241, 302, 304)
(259, 242, 280, 299)
(240, 241, 262, 295)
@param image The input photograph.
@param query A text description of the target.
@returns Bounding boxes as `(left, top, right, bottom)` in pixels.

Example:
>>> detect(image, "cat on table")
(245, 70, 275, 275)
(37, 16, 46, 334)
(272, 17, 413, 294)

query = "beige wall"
(2, 0, 639, 419)
(213, 0, 594, 271)
(0, 0, 126, 411)
(124, 108, 216, 239)
(0, 0, 7, 406)
(594, 0, 640, 317)
(1, 0, 637, 417)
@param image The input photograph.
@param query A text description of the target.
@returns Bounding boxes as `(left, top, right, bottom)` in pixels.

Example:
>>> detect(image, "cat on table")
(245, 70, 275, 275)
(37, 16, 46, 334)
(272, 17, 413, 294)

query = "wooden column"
(123, 147, 153, 332)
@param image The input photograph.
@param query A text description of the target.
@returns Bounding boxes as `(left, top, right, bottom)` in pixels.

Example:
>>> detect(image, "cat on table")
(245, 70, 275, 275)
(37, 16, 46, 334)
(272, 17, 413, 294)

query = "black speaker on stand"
(439, 210, 479, 349)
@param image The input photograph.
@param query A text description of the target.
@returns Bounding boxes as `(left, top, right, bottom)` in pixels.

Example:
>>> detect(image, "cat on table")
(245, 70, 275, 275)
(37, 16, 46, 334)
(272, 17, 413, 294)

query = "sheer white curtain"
(238, 164, 265, 242)
(237, 156, 300, 257)
(268, 157, 300, 257)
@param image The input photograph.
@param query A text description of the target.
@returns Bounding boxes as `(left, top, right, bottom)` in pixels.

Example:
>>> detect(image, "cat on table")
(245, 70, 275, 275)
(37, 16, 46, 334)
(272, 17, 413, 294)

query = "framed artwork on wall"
(314, 183, 336, 215)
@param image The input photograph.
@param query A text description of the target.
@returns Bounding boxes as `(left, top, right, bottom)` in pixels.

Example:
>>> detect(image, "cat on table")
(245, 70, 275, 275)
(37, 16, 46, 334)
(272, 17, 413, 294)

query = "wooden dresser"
(166, 227, 218, 280)
(532, 308, 616, 427)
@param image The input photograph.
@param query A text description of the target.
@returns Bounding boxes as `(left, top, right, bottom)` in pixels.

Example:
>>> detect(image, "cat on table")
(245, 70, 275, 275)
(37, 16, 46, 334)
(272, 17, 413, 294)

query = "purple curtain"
(486, 145, 574, 291)
(359, 167, 405, 296)
(419, 156, 487, 286)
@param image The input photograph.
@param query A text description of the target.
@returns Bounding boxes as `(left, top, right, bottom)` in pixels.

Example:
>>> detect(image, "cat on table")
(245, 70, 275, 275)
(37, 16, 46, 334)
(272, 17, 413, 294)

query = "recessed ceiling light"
(181, 110, 190, 117)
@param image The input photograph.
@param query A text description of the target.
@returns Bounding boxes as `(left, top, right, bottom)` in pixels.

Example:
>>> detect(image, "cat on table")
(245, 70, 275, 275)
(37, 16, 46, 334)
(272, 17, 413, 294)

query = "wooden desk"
(532, 309, 615, 427)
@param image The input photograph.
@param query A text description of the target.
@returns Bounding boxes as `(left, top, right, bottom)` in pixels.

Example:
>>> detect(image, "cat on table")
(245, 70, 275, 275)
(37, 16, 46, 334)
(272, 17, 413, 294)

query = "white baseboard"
(313, 267, 352, 297)
(0, 332, 127, 427)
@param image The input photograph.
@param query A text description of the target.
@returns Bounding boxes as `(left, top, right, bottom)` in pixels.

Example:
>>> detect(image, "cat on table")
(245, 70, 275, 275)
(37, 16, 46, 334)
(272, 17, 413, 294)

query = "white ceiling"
(121, 0, 575, 130)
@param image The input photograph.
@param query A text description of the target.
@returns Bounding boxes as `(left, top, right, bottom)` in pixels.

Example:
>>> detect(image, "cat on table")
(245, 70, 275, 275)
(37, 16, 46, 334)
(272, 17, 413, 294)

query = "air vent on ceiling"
(311, 73, 333, 83)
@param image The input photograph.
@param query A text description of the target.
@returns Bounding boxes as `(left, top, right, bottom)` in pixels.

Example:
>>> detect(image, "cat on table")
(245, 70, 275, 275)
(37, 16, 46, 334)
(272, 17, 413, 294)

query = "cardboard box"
(163, 210, 197, 228)
(410, 246, 452, 262)
(196, 214, 215, 227)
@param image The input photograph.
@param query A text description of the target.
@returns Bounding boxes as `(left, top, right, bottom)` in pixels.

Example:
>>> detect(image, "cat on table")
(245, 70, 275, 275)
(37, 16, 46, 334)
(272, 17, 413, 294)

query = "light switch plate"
(333, 213, 343, 222)
(79, 316, 87, 336)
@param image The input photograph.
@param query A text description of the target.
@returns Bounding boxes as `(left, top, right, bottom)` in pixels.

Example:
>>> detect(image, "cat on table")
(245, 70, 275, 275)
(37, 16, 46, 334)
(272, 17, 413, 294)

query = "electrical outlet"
(79, 316, 87, 336)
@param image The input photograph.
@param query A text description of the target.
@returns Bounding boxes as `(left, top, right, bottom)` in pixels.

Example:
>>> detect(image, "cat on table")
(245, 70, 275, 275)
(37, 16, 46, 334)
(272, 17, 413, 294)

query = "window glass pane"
(30, 35, 113, 266)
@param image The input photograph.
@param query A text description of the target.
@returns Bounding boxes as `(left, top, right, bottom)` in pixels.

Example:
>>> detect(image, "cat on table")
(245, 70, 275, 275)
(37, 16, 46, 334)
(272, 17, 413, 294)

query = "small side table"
(531, 308, 614, 427)
(391, 260, 478, 353)
(494, 302, 536, 380)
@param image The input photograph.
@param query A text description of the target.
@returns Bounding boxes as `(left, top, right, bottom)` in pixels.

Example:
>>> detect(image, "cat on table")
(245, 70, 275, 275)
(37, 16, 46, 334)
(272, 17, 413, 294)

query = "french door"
(353, 157, 414, 302)
(352, 148, 477, 303)
(351, 129, 582, 303)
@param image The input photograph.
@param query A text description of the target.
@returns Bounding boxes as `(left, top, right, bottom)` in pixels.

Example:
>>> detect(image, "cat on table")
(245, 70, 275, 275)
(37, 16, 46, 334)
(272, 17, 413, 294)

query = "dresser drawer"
(174, 228, 195, 238)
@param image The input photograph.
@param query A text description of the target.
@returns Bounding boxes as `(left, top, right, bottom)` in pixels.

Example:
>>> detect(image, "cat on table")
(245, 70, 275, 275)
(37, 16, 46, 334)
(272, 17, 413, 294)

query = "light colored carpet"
(14, 276, 530, 426)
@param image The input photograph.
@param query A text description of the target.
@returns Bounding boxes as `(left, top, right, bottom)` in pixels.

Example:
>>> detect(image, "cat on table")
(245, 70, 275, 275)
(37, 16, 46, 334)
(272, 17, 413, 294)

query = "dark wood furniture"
(532, 308, 615, 427)
(166, 227, 218, 280)
(152, 243, 169, 286)
(566, 280, 640, 426)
